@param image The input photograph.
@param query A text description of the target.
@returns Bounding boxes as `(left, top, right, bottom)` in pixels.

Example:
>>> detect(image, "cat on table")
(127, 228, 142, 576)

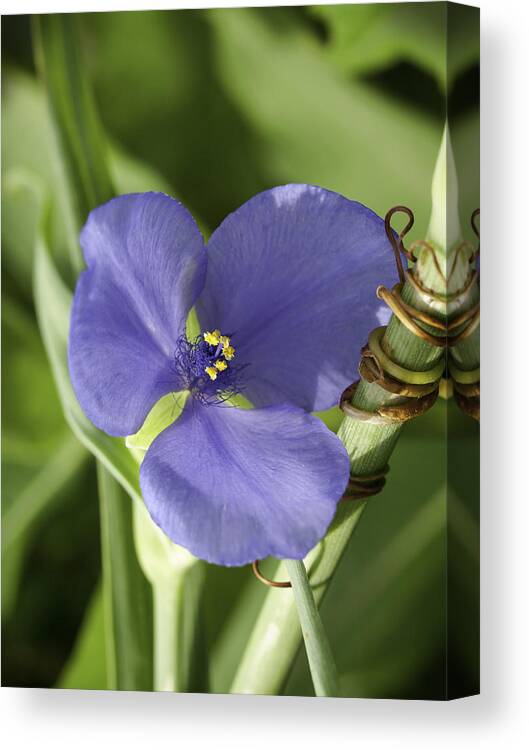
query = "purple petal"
(69, 193, 206, 436)
(197, 184, 396, 412)
(140, 400, 350, 566)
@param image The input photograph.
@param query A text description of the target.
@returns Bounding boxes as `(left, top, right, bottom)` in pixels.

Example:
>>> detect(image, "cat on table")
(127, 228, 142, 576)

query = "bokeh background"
(2, 2, 479, 697)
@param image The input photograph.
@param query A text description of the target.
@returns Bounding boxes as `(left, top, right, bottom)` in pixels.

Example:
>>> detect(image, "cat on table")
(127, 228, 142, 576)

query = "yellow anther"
(219, 334, 230, 347)
(223, 344, 235, 361)
(215, 359, 228, 372)
(204, 330, 221, 346)
(205, 366, 218, 381)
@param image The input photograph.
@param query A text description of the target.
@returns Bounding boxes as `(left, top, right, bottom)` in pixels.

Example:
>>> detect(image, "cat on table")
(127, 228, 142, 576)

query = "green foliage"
(312, 2, 479, 91)
(2, 436, 86, 614)
(34, 14, 114, 251)
(1, 67, 178, 294)
(58, 585, 107, 689)
(2, 298, 66, 463)
(2, 68, 78, 288)
(207, 7, 439, 239)
(1, 292, 87, 621)
(84, 10, 262, 231)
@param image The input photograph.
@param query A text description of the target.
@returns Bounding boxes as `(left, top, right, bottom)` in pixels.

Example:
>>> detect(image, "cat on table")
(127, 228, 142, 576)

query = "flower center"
(173, 329, 244, 405)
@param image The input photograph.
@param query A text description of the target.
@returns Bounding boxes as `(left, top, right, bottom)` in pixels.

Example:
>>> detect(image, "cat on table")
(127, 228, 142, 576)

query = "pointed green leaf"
(33, 14, 114, 248)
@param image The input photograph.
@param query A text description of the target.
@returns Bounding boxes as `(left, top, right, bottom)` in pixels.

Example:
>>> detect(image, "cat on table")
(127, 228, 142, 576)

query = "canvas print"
(1, 2, 479, 699)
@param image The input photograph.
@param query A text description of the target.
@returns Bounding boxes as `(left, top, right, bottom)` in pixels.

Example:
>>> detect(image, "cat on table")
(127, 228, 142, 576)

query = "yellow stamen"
(223, 345, 235, 360)
(219, 334, 230, 347)
(204, 329, 221, 346)
(205, 366, 218, 381)
(215, 359, 228, 372)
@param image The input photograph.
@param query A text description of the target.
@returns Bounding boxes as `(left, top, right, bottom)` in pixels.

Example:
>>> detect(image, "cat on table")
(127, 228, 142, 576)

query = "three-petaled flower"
(69, 185, 394, 566)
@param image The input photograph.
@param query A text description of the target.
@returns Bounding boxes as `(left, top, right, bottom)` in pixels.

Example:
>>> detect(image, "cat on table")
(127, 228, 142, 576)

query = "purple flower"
(69, 186, 394, 566)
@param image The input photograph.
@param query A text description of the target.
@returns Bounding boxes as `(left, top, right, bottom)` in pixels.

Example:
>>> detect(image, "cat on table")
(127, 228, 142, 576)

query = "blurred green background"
(1, 3, 479, 697)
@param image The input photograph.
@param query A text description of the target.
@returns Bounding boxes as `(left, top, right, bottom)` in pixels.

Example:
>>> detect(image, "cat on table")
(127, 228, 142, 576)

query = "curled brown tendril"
(251, 560, 292, 588)
(384, 205, 415, 284)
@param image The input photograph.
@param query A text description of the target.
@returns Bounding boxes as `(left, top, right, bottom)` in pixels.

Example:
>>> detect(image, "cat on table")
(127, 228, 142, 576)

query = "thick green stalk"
(285, 559, 340, 697)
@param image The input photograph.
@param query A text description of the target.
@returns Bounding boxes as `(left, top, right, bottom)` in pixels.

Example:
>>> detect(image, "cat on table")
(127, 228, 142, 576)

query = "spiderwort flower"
(69, 186, 395, 566)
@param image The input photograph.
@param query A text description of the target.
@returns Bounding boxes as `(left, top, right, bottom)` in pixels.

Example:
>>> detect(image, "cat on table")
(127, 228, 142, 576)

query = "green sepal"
(126, 391, 189, 453)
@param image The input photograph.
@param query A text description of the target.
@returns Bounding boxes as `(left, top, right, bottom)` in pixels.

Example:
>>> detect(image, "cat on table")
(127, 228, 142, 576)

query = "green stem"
(132, 500, 208, 693)
(153, 583, 185, 692)
(230, 501, 365, 695)
(153, 583, 178, 692)
(285, 559, 340, 697)
(152, 564, 206, 692)
(98, 465, 153, 690)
